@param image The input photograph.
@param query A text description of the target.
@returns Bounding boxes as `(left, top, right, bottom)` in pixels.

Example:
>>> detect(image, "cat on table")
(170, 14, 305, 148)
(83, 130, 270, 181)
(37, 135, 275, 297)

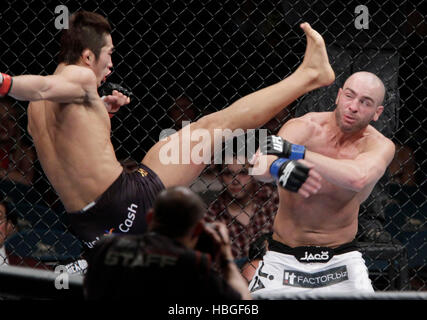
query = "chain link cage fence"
(0, 0, 425, 296)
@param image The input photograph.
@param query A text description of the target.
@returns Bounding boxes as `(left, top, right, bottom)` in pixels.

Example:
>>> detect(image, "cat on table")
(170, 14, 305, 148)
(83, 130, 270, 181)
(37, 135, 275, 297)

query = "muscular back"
(273, 112, 391, 247)
(27, 65, 123, 212)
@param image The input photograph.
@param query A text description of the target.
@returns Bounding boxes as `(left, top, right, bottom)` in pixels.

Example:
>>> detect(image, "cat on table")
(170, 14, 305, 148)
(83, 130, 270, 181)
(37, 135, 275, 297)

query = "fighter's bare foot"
(297, 22, 335, 89)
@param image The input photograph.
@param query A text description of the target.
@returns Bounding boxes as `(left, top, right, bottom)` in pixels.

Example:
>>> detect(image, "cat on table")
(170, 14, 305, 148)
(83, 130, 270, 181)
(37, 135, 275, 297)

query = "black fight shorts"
(67, 164, 165, 252)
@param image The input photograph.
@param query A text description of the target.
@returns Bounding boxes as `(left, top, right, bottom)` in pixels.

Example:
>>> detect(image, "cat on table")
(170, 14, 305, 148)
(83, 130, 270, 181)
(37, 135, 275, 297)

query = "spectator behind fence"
(0, 98, 35, 186)
(0, 198, 18, 266)
(190, 163, 223, 204)
(84, 186, 251, 300)
(385, 142, 425, 235)
(168, 95, 198, 131)
(357, 143, 418, 243)
(207, 155, 278, 266)
(389, 143, 417, 187)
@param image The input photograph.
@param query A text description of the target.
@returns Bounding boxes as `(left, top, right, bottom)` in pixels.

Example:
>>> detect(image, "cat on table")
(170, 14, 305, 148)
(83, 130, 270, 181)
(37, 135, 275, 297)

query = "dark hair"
(215, 132, 260, 171)
(58, 11, 111, 64)
(151, 186, 206, 238)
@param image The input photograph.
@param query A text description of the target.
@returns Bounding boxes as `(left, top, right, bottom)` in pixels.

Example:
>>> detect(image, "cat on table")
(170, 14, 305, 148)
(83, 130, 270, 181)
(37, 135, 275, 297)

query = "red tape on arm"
(0, 73, 13, 97)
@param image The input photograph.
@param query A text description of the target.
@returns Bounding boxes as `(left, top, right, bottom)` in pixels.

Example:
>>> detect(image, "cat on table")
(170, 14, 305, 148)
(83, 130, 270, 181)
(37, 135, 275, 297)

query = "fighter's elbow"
(350, 170, 379, 192)
(37, 87, 50, 101)
(349, 175, 368, 192)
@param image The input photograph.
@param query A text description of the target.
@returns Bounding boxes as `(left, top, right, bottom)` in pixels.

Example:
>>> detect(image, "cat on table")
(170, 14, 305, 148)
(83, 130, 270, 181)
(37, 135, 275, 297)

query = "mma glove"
(261, 135, 306, 160)
(98, 82, 133, 98)
(270, 158, 309, 192)
(98, 82, 132, 118)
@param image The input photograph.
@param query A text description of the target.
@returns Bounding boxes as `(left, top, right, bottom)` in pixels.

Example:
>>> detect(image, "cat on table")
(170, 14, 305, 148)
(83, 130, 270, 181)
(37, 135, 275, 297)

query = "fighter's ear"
(373, 105, 384, 122)
(81, 49, 95, 66)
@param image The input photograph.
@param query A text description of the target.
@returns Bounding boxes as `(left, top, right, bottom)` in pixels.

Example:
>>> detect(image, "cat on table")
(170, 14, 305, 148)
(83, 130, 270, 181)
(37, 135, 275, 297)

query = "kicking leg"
(143, 23, 335, 188)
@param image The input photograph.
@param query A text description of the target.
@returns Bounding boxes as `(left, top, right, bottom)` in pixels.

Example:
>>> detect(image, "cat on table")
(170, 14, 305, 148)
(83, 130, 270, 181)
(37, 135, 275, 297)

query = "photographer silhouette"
(84, 186, 251, 300)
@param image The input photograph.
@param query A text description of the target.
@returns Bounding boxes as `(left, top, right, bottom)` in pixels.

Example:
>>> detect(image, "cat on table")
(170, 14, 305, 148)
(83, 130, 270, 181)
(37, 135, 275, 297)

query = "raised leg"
(143, 23, 335, 188)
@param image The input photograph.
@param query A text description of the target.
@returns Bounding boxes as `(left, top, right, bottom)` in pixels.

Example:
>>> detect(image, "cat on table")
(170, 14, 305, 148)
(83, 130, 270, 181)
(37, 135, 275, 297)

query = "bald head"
(150, 186, 206, 238)
(343, 72, 386, 106)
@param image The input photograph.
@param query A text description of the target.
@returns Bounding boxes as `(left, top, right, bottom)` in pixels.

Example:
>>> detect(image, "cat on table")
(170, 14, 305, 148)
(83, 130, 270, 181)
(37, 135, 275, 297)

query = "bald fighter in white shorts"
(250, 71, 395, 297)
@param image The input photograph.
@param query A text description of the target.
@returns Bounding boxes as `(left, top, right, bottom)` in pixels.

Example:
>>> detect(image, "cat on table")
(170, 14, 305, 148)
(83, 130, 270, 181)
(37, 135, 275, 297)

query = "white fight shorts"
(249, 239, 374, 299)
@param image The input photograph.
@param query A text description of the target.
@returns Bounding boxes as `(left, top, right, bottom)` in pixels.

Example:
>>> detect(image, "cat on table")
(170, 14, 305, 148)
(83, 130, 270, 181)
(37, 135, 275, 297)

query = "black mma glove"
(98, 82, 133, 99)
(98, 82, 132, 117)
(270, 158, 309, 192)
(261, 135, 306, 160)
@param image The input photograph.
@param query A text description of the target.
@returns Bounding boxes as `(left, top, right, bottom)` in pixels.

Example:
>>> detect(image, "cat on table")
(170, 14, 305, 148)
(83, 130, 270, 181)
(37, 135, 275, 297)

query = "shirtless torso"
(248, 92, 395, 294)
(27, 64, 123, 212)
(273, 112, 391, 248)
